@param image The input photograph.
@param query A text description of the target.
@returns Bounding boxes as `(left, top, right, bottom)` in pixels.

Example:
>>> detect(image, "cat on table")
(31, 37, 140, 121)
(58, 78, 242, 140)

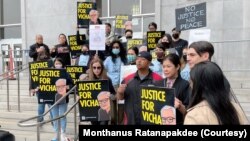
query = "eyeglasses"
(56, 85, 66, 89)
(162, 117, 176, 123)
(93, 66, 102, 70)
(98, 98, 109, 104)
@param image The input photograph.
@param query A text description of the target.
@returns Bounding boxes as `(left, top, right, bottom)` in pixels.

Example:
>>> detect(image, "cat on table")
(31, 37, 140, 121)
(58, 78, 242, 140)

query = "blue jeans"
(37, 95, 53, 122)
(51, 103, 68, 133)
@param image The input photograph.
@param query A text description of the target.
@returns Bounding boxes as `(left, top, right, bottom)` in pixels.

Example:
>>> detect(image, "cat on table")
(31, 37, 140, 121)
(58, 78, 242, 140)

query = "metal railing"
(18, 85, 79, 141)
(0, 63, 29, 112)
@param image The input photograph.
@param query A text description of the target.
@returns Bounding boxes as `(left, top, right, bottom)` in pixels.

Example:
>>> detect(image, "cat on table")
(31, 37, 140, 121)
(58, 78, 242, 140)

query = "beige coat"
(184, 100, 249, 125)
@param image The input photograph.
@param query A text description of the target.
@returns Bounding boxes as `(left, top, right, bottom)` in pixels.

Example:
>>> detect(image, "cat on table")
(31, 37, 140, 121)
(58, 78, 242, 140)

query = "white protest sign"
(189, 29, 211, 45)
(89, 25, 105, 51)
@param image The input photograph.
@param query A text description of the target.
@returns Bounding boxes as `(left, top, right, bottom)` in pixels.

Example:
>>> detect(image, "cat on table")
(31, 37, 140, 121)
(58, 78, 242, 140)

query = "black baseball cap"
(137, 51, 152, 62)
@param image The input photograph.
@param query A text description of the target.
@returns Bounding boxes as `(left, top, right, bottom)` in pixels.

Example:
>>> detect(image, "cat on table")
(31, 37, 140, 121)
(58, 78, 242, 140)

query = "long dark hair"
(110, 40, 127, 64)
(189, 61, 240, 124)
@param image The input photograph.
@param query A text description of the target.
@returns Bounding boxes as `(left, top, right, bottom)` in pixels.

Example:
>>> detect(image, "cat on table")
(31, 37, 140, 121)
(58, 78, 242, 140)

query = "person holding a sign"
(184, 62, 248, 125)
(51, 33, 71, 66)
(29, 34, 50, 61)
(148, 22, 157, 32)
(51, 79, 70, 141)
(75, 44, 92, 68)
(155, 54, 190, 125)
(83, 58, 116, 125)
(104, 40, 127, 88)
(89, 9, 102, 25)
(117, 51, 162, 125)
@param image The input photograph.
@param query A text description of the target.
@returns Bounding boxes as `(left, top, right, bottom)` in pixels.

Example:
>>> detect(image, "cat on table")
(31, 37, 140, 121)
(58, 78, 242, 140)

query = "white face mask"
(55, 64, 62, 69)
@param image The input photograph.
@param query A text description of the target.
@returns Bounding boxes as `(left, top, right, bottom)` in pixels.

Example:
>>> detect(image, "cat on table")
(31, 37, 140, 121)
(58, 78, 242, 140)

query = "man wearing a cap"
(117, 51, 162, 125)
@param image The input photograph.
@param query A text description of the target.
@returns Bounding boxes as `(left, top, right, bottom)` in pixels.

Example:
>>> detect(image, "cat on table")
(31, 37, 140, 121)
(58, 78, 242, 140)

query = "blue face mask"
(127, 55, 136, 63)
(112, 48, 120, 55)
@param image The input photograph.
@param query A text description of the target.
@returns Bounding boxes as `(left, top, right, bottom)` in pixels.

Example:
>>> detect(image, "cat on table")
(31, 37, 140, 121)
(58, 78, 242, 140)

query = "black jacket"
(122, 70, 162, 125)
(51, 44, 71, 66)
(154, 75, 190, 125)
(29, 43, 50, 61)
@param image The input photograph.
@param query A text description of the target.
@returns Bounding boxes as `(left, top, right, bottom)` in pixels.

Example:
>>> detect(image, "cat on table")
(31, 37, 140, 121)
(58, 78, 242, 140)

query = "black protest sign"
(77, 80, 110, 121)
(147, 31, 165, 50)
(127, 39, 143, 50)
(114, 14, 132, 37)
(66, 66, 86, 85)
(175, 2, 206, 31)
(68, 35, 86, 58)
(38, 68, 67, 104)
(140, 86, 175, 125)
(29, 61, 53, 89)
(77, 2, 96, 28)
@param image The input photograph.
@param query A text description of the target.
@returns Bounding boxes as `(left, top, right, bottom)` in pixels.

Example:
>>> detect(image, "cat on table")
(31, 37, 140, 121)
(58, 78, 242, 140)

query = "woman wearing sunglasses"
(82, 58, 116, 125)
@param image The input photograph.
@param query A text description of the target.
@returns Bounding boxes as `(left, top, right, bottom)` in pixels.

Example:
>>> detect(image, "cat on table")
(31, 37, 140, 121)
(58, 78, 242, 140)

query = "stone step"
(0, 110, 79, 123)
(0, 118, 77, 138)
(224, 71, 250, 80)
(0, 79, 30, 85)
(0, 89, 30, 95)
(0, 129, 75, 141)
(0, 101, 79, 113)
(235, 94, 250, 103)
(0, 95, 37, 103)
(0, 84, 30, 90)
(233, 89, 250, 95)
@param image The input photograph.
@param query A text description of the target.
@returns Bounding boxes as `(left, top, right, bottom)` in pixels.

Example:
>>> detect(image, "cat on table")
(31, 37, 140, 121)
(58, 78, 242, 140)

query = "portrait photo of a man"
(97, 91, 111, 121)
(160, 105, 176, 125)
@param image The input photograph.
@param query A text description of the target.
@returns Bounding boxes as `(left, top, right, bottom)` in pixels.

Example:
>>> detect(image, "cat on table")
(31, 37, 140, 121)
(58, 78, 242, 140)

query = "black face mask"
(172, 33, 179, 39)
(126, 36, 132, 39)
(183, 55, 187, 62)
(161, 42, 170, 48)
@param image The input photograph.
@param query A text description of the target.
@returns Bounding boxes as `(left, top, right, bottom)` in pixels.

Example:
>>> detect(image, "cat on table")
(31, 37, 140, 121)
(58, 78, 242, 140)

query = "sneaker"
(61, 133, 70, 141)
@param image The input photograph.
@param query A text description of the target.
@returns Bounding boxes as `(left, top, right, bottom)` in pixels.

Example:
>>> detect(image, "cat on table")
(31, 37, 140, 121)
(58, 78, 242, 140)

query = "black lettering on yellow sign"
(39, 77, 51, 84)
(79, 91, 92, 99)
(78, 82, 101, 91)
(39, 70, 60, 77)
(40, 85, 56, 91)
(66, 67, 83, 73)
(147, 33, 162, 38)
(78, 3, 93, 9)
(78, 14, 89, 19)
(142, 111, 161, 124)
(30, 62, 48, 69)
(79, 99, 99, 107)
(141, 89, 166, 102)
